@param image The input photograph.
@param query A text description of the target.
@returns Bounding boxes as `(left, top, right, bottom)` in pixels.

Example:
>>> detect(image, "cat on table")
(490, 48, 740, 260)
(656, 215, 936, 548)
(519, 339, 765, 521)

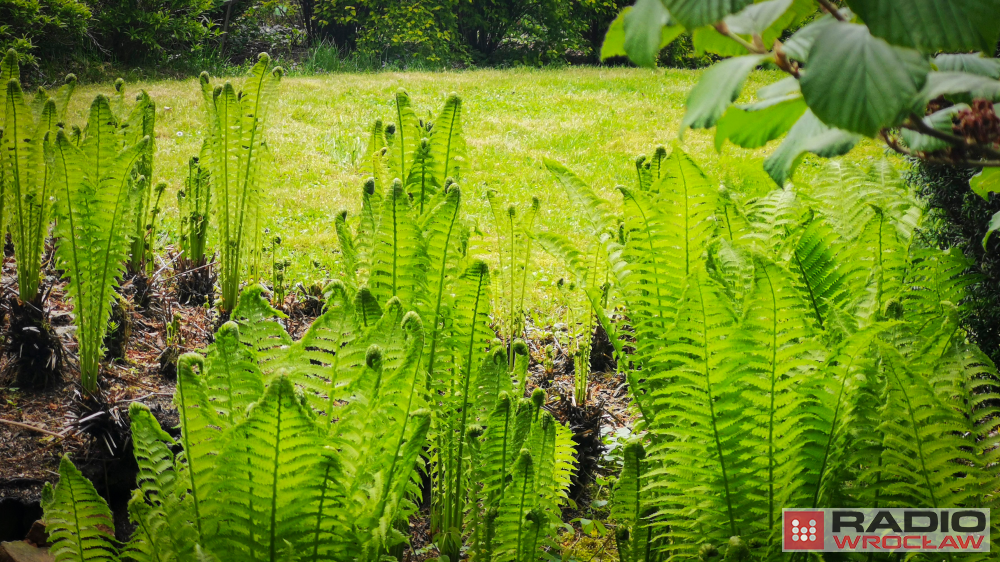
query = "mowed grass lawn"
(66, 66, 895, 319)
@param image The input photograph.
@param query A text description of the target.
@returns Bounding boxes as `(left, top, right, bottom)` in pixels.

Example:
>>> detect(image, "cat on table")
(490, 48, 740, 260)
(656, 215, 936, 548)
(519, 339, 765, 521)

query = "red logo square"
(783, 511, 824, 551)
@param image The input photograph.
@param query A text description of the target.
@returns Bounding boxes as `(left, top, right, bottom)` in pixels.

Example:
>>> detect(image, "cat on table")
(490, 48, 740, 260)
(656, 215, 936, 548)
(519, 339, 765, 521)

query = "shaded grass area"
(64, 66, 894, 322)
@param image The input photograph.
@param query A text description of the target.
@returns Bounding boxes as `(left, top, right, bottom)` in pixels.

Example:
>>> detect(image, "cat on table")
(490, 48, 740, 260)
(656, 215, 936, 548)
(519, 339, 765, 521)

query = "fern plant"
(487, 191, 541, 370)
(43, 284, 432, 561)
(107, 78, 161, 277)
(332, 90, 576, 561)
(47, 93, 150, 393)
(199, 53, 283, 314)
(0, 50, 76, 387)
(1, 49, 75, 304)
(542, 150, 1000, 560)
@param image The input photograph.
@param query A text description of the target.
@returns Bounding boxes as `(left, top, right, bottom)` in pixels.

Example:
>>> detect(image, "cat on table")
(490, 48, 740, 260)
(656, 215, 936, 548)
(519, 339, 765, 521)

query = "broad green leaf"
(934, 53, 1000, 79)
(681, 54, 766, 132)
(662, 0, 755, 29)
(900, 104, 968, 152)
(692, 26, 748, 57)
(845, 0, 1000, 53)
(601, 8, 630, 59)
(781, 13, 840, 62)
(622, 0, 684, 67)
(913, 72, 1000, 108)
(984, 210, 1000, 249)
(800, 23, 930, 137)
(971, 168, 1000, 201)
(694, 0, 811, 56)
(723, 0, 791, 36)
(715, 95, 807, 150)
(763, 109, 860, 185)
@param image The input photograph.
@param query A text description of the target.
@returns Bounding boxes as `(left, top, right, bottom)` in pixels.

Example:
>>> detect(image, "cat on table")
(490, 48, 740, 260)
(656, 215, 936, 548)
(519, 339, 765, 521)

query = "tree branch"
(816, 0, 847, 21)
(881, 130, 1000, 167)
(902, 114, 1000, 160)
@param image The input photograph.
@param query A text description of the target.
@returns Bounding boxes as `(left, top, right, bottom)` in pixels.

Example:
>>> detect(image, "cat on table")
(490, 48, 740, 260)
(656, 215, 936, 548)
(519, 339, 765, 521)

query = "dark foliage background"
(909, 161, 1000, 367)
(0, 0, 660, 77)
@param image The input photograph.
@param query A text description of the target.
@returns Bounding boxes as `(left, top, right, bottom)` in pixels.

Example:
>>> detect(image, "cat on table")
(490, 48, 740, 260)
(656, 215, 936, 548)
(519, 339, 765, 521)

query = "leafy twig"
(903, 114, 1000, 160)
(816, 0, 847, 21)
(713, 22, 767, 54)
(881, 130, 1000, 167)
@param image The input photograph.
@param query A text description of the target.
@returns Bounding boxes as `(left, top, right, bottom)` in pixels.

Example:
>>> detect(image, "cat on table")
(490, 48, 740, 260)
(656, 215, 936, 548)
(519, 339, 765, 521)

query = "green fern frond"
(494, 449, 536, 562)
(333, 211, 357, 287)
(203, 322, 265, 423)
(209, 376, 327, 561)
(389, 89, 421, 183)
(610, 440, 650, 562)
(405, 138, 438, 214)
(355, 178, 380, 271)
(285, 282, 363, 417)
(174, 353, 224, 543)
(786, 214, 863, 332)
(369, 179, 426, 308)
(125, 489, 169, 562)
(48, 98, 150, 392)
(481, 391, 515, 504)
(129, 403, 178, 507)
(428, 94, 465, 186)
(732, 260, 823, 546)
(354, 286, 383, 327)
(128, 403, 197, 561)
(3, 71, 60, 302)
(474, 348, 514, 427)
(420, 184, 464, 380)
(865, 344, 981, 509)
(360, 119, 386, 178)
(202, 54, 283, 312)
(642, 273, 742, 554)
(45, 456, 119, 562)
(232, 285, 292, 373)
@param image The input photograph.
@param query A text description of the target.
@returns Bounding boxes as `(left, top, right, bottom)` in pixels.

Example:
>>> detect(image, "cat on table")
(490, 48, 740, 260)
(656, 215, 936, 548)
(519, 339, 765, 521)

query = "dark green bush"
(0, 0, 91, 66)
(313, 0, 463, 66)
(86, 0, 217, 62)
(909, 161, 1000, 366)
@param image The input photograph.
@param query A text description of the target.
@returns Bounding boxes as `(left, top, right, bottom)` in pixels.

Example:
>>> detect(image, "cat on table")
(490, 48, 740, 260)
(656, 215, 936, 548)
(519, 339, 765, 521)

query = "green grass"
(64, 66, 896, 322)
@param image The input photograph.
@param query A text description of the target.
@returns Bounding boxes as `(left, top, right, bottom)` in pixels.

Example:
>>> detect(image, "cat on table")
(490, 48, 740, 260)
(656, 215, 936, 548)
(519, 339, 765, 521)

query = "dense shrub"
(909, 161, 1000, 366)
(312, 0, 462, 65)
(0, 0, 91, 66)
(86, 0, 217, 62)
(311, 0, 627, 66)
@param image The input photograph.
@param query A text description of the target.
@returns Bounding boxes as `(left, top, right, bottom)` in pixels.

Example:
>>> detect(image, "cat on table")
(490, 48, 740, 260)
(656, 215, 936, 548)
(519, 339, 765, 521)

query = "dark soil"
(0, 247, 214, 541)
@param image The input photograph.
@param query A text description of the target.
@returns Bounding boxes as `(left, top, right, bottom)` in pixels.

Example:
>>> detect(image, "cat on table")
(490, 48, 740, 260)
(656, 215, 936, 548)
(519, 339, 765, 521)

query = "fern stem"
(763, 266, 778, 533)
(696, 283, 738, 537)
(310, 464, 332, 562)
(426, 196, 460, 381)
(66, 470, 87, 562)
(508, 212, 515, 369)
(884, 357, 939, 508)
(452, 267, 487, 531)
(792, 247, 825, 329)
(812, 352, 858, 509)
(515, 466, 529, 562)
(268, 386, 283, 562)
(53, 142, 91, 389)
